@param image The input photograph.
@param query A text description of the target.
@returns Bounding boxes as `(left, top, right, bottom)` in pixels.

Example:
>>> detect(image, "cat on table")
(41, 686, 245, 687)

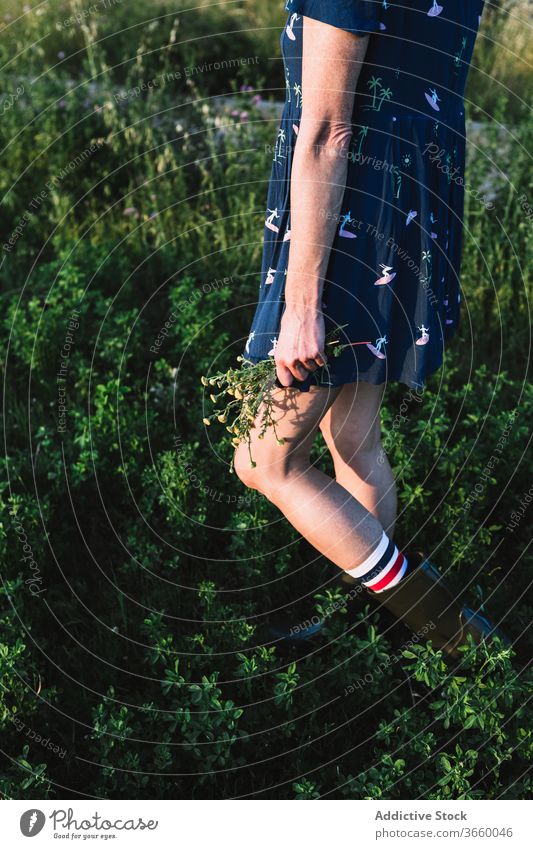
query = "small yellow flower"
(210, 394, 217, 403)
(217, 414, 227, 423)
(203, 417, 211, 426)
(201, 376, 209, 386)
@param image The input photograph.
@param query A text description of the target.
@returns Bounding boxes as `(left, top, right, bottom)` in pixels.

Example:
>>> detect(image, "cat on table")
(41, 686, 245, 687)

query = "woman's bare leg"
(233, 383, 386, 571)
(319, 381, 398, 536)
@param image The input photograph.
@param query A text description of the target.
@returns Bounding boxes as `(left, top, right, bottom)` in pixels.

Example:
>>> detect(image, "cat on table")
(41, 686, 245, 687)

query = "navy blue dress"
(243, 0, 485, 391)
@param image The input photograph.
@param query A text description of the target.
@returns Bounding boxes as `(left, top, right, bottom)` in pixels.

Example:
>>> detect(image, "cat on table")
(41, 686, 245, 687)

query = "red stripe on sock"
(367, 552, 405, 592)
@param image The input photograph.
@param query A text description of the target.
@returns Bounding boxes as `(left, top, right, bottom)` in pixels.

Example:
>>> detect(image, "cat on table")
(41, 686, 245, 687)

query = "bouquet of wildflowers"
(200, 325, 354, 469)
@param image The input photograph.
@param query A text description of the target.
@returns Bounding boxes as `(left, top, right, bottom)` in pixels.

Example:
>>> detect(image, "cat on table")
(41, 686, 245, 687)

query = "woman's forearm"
(284, 124, 353, 311)
(284, 29, 370, 314)
(274, 21, 370, 385)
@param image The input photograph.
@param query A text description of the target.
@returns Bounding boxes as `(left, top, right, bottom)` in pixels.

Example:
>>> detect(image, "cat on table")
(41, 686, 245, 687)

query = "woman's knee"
(233, 442, 262, 491)
(233, 442, 280, 496)
(233, 440, 304, 500)
(234, 384, 337, 496)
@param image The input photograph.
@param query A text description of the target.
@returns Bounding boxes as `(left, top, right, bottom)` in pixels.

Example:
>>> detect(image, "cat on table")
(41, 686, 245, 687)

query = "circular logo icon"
(20, 810, 46, 837)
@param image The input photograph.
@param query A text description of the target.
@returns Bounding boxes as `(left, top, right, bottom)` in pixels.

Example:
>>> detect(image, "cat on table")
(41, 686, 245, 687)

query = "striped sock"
(345, 530, 410, 593)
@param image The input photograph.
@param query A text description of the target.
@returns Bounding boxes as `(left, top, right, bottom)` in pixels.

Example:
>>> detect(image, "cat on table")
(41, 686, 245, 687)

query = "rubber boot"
(364, 550, 510, 660)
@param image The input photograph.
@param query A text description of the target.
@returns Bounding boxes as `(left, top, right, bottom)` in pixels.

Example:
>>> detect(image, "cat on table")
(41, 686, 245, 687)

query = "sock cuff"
(345, 530, 389, 579)
(366, 551, 407, 592)
(360, 539, 398, 585)
(371, 554, 409, 593)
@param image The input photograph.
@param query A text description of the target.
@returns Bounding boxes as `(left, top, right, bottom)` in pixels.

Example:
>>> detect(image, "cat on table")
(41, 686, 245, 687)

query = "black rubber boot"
(364, 550, 511, 660)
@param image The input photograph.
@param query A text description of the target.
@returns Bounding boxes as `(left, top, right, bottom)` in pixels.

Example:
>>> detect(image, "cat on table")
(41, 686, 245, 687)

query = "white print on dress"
(367, 335, 388, 359)
(374, 264, 396, 286)
(416, 324, 430, 346)
(425, 88, 441, 111)
(274, 127, 286, 164)
(428, 2, 443, 17)
(339, 212, 358, 239)
(265, 207, 280, 233)
(245, 331, 255, 353)
(265, 267, 276, 285)
(286, 13, 299, 40)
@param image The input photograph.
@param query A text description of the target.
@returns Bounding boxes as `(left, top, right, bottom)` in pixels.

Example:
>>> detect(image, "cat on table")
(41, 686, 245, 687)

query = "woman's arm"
(275, 16, 370, 387)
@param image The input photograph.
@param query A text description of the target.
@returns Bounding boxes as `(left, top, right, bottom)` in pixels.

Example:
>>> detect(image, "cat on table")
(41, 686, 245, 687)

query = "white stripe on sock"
(371, 556, 409, 594)
(363, 546, 399, 587)
(345, 530, 389, 579)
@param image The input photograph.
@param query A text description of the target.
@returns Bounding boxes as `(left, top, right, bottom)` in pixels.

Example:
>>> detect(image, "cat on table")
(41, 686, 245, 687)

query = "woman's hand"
(274, 308, 327, 386)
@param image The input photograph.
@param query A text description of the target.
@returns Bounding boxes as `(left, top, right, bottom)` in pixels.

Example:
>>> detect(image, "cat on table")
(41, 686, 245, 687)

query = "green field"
(0, 0, 531, 799)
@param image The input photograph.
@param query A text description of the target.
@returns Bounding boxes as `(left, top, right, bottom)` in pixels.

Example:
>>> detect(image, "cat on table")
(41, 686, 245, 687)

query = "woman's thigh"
(319, 380, 386, 460)
(233, 384, 342, 489)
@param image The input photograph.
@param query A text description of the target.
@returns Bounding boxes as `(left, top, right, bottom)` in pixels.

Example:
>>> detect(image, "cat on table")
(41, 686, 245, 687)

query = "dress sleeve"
(285, 0, 381, 36)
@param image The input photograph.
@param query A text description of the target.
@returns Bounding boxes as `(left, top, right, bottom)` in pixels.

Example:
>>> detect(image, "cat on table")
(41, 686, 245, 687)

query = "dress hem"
(244, 342, 456, 394)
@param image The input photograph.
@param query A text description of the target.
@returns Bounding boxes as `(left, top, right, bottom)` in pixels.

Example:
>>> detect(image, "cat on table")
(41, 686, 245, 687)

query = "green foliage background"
(0, 0, 531, 799)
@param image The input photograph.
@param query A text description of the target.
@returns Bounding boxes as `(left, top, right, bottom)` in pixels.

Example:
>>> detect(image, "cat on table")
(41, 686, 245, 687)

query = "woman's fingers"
(276, 359, 309, 384)
(302, 352, 327, 372)
(276, 352, 327, 385)
(288, 361, 310, 381)
(275, 362, 295, 387)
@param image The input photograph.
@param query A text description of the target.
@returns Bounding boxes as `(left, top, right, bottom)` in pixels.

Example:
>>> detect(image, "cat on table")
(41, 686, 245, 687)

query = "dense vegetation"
(0, 0, 531, 799)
